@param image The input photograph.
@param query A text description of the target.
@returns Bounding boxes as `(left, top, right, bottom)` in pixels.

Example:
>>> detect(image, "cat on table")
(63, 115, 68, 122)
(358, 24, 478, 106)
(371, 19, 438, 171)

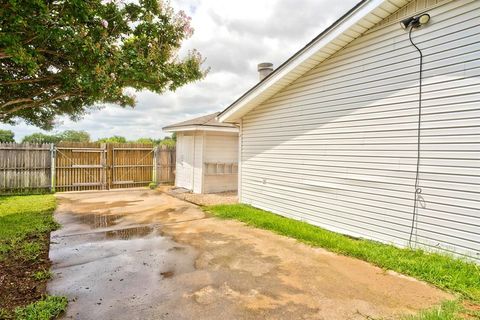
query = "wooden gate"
(109, 143, 155, 189)
(55, 142, 107, 192)
(0, 142, 175, 193)
(55, 142, 159, 192)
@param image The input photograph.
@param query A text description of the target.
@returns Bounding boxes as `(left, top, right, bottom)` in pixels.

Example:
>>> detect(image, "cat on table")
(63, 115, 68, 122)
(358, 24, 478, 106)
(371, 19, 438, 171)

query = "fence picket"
(0, 142, 175, 193)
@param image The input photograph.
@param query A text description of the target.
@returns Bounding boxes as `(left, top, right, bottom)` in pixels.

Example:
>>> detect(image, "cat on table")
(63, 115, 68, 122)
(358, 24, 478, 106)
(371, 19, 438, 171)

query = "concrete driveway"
(49, 189, 451, 320)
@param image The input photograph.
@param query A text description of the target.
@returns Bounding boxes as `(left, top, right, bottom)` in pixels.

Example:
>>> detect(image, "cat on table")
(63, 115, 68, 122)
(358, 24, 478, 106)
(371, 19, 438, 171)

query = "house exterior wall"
(203, 132, 239, 193)
(240, 0, 480, 261)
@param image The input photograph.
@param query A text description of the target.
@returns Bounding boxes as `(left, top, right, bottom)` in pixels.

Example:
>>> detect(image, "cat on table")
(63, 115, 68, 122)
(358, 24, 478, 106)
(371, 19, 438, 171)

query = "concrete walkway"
(48, 189, 451, 320)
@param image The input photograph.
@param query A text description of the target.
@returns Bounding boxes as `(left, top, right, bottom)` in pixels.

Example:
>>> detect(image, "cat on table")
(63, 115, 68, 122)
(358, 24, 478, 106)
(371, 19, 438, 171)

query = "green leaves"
(21, 130, 90, 143)
(0, 0, 206, 129)
(0, 129, 15, 142)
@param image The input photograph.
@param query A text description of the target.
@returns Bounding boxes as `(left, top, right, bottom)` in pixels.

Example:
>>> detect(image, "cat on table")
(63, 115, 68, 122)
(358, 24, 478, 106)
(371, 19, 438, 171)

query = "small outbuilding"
(163, 112, 239, 194)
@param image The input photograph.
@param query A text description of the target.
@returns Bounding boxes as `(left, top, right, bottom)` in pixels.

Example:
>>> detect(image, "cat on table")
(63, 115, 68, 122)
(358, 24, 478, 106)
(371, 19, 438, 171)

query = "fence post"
(50, 143, 56, 193)
(152, 146, 158, 185)
(100, 143, 107, 190)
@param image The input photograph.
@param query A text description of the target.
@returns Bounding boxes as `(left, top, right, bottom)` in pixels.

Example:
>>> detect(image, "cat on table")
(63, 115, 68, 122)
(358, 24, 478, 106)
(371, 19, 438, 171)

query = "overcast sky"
(3, 0, 359, 141)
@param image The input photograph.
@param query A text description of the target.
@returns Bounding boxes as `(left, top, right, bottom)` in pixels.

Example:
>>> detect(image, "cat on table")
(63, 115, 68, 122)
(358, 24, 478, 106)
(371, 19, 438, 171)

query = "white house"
(218, 0, 480, 261)
(163, 112, 239, 194)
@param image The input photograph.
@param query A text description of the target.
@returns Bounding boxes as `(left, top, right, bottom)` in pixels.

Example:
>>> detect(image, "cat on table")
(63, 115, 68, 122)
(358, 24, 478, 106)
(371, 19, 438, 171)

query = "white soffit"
(163, 125, 239, 133)
(217, 0, 411, 123)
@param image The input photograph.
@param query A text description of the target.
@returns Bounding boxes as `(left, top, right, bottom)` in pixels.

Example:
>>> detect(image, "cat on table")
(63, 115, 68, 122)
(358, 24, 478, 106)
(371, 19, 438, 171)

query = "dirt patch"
(0, 234, 51, 313)
(462, 301, 480, 318)
(161, 271, 175, 278)
(166, 186, 238, 206)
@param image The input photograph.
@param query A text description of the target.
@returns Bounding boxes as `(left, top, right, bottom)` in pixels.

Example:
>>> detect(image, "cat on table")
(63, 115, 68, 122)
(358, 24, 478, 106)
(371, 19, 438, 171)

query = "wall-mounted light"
(402, 12, 431, 247)
(400, 13, 430, 29)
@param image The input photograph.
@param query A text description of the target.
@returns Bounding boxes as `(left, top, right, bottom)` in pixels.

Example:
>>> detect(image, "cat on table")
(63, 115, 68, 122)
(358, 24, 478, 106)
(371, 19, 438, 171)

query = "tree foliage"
(22, 130, 90, 143)
(97, 135, 127, 143)
(0, 0, 206, 129)
(22, 133, 60, 144)
(135, 137, 155, 145)
(58, 130, 90, 142)
(0, 129, 15, 142)
(159, 137, 175, 148)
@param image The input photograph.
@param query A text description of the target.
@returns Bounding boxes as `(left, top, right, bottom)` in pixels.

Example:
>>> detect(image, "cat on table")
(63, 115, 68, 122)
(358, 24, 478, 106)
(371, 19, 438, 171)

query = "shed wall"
(175, 132, 204, 192)
(204, 133, 239, 193)
(193, 133, 204, 193)
(240, 0, 480, 261)
(175, 133, 193, 190)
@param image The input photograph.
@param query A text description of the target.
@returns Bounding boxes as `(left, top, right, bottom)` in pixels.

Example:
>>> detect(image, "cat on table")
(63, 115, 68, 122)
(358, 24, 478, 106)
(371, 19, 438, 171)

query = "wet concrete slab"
(49, 189, 452, 320)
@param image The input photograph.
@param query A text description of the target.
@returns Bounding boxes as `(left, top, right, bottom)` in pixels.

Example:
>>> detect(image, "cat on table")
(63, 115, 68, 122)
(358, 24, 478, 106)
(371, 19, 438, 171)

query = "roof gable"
(217, 0, 413, 122)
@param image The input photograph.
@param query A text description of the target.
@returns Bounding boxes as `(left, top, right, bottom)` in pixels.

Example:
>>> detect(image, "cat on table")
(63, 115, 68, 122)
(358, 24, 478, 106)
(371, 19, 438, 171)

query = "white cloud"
(3, 0, 359, 141)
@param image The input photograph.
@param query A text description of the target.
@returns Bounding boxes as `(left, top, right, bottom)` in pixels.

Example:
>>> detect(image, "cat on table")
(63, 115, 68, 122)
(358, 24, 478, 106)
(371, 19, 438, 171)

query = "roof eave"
(217, 0, 393, 123)
(163, 125, 239, 133)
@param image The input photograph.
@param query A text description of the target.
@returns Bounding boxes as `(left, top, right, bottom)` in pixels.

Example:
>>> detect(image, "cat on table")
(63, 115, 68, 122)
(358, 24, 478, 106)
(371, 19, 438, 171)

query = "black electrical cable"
(408, 25, 423, 246)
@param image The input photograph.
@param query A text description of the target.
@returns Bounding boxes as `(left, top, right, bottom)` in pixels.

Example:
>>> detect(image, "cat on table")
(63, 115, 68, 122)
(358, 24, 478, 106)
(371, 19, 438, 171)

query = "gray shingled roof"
(163, 112, 237, 130)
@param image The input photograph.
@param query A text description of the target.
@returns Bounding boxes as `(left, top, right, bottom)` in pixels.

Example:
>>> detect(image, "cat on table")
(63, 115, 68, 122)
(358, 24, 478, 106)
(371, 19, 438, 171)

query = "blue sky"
(2, 0, 359, 141)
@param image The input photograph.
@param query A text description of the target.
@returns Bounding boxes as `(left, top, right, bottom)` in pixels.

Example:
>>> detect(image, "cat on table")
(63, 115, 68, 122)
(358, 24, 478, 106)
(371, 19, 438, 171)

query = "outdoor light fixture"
(400, 13, 430, 29)
(402, 12, 431, 247)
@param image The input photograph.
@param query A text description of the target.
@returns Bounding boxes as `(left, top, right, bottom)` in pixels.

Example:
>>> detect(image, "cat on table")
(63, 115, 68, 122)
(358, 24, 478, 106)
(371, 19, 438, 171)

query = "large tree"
(0, 129, 15, 142)
(0, 0, 205, 129)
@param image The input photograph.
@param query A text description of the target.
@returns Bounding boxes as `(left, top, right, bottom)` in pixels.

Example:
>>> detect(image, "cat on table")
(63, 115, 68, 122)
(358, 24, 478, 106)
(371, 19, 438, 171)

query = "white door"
(176, 135, 194, 190)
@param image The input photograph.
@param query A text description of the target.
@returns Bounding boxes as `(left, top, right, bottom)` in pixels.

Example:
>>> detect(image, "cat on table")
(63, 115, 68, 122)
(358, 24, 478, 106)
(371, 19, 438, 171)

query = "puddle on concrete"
(71, 212, 126, 229)
(104, 226, 156, 240)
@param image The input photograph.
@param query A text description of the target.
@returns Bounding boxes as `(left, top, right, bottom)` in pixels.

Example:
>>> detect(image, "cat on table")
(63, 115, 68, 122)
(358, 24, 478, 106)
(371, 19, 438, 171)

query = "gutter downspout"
(192, 132, 196, 193)
(238, 119, 243, 202)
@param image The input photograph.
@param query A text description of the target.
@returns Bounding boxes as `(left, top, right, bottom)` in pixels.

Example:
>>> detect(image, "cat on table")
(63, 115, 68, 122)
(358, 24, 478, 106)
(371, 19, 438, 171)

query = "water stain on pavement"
(49, 189, 452, 320)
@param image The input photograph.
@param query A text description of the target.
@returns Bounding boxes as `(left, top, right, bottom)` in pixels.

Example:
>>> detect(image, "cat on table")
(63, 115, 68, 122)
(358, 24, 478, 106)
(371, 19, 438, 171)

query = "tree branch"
(0, 98, 33, 109)
(0, 52, 12, 60)
(1, 93, 75, 116)
(0, 84, 61, 110)
(1, 76, 57, 86)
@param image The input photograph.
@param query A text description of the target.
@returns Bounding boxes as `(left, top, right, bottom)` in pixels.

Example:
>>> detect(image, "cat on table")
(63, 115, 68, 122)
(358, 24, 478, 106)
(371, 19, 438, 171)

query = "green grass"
(206, 204, 480, 308)
(33, 269, 53, 281)
(404, 300, 480, 320)
(0, 194, 66, 319)
(14, 296, 68, 320)
(0, 194, 59, 260)
(403, 301, 461, 320)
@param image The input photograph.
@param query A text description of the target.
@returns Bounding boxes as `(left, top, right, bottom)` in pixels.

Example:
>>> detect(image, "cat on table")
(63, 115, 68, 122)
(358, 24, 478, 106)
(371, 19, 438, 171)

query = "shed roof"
(163, 112, 238, 133)
(217, 0, 412, 122)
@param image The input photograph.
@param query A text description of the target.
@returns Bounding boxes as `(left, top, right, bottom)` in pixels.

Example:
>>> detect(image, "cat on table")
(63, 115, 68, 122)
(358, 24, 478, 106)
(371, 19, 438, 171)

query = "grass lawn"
(0, 194, 67, 319)
(206, 204, 480, 320)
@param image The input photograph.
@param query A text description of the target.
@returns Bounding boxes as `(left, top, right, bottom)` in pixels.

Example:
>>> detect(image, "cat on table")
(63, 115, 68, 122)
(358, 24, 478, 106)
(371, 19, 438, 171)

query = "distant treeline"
(0, 129, 176, 147)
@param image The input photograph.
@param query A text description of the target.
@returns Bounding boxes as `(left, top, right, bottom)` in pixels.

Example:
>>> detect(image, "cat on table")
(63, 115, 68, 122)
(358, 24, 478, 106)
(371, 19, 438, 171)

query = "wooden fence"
(0, 143, 53, 193)
(156, 145, 176, 184)
(0, 142, 175, 193)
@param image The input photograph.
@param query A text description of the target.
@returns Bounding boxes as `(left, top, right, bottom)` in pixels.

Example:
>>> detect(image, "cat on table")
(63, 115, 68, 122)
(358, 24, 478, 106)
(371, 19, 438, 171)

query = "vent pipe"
(257, 62, 273, 81)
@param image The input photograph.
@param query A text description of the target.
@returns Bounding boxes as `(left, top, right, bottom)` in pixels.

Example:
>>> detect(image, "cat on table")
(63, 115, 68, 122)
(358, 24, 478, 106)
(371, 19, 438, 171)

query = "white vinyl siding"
(174, 132, 204, 193)
(240, 0, 480, 261)
(175, 134, 195, 190)
(192, 133, 204, 193)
